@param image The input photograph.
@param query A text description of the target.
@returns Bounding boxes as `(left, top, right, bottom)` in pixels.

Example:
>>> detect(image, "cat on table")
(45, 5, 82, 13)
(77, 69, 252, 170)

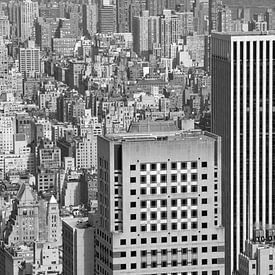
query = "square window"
(151, 200, 157, 207)
(181, 173, 187, 181)
(171, 236, 177, 242)
(151, 175, 157, 183)
(151, 212, 157, 220)
(202, 259, 208, 265)
(151, 237, 157, 243)
(202, 247, 208, 253)
(191, 222, 198, 229)
(171, 199, 177, 206)
(192, 235, 197, 241)
(171, 174, 177, 182)
(212, 258, 218, 264)
(140, 188, 146, 195)
(182, 248, 187, 254)
(161, 223, 167, 230)
(161, 200, 167, 207)
(181, 162, 187, 169)
(172, 260, 177, 266)
(130, 189, 136, 195)
(181, 199, 187, 206)
(212, 234, 218, 240)
(141, 213, 147, 220)
(171, 162, 177, 169)
(131, 239, 136, 244)
(130, 177, 136, 183)
(151, 261, 157, 268)
(141, 238, 147, 244)
(140, 176, 146, 183)
(202, 235, 208, 241)
(202, 162, 207, 167)
(131, 251, 136, 257)
(140, 201, 146, 208)
(161, 211, 167, 219)
(131, 263, 136, 269)
(161, 187, 167, 194)
(181, 222, 187, 229)
(202, 174, 208, 180)
(130, 226, 136, 232)
(161, 163, 167, 170)
(121, 251, 126, 257)
(130, 214, 136, 220)
(181, 210, 187, 218)
(161, 174, 167, 183)
(130, 164, 136, 170)
(121, 264, 126, 269)
(191, 210, 197, 218)
(151, 224, 157, 231)
(141, 225, 146, 231)
(192, 259, 197, 265)
(161, 261, 167, 267)
(161, 237, 167, 243)
(202, 198, 208, 204)
(172, 223, 177, 230)
(140, 164, 146, 171)
(182, 236, 187, 242)
(181, 186, 187, 193)
(202, 186, 208, 192)
(212, 246, 218, 252)
(191, 198, 197, 205)
(182, 259, 187, 266)
(151, 187, 157, 194)
(191, 162, 197, 169)
(141, 262, 146, 268)
(191, 173, 197, 181)
(171, 186, 177, 193)
(120, 239, 126, 245)
(191, 185, 198, 192)
(202, 223, 208, 228)
(161, 249, 167, 255)
(151, 249, 157, 256)
(202, 210, 208, 216)
(130, 202, 136, 208)
(151, 163, 157, 170)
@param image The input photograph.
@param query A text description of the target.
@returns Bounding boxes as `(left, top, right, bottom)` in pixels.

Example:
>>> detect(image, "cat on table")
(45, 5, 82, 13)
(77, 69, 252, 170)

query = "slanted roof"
(17, 182, 35, 204)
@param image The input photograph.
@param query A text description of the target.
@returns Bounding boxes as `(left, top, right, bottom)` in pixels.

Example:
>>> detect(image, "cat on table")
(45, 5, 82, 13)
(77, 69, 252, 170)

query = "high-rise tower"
(212, 31, 275, 274)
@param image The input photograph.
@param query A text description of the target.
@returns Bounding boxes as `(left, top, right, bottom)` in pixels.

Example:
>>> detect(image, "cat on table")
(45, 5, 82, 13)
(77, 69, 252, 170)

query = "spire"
(49, 195, 57, 204)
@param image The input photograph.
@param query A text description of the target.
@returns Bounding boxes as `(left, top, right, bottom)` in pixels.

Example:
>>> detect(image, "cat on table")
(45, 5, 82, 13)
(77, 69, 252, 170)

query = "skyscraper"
(19, 0, 39, 42)
(95, 121, 225, 274)
(212, 32, 275, 274)
(208, 0, 222, 33)
(99, 4, 116, 34)
(116, 0, 131, 32)
(146, 0, 166, 16)
(82, 1, 98, 37)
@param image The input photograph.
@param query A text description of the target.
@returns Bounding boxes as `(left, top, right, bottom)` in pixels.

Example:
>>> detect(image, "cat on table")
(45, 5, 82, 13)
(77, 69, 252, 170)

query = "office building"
(0, 37, 8, 81)
(116, 0, 131, 33)
(211, 32, 275, 274)
(19, 40, 40, 78)
(99, 4, 116, 34)
(209, 0, 222, 33)
(146, 0, 166, 16)
(19, 0, 39, 42)
(83, 1, 98, 37)
(0, 11, 10, 38)
(95, 121, 225, 274)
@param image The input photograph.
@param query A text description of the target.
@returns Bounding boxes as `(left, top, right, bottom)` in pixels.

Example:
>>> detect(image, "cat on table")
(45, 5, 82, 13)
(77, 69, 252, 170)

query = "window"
(202, 162, 207, 167)
(212, 258, 218, 264)
(182, 236, 187, 242)
(151, 237, 157, 243)
(140, 201, 146, 208)
(161, 237, 167, 243)
(141, 262, 146, 268)
(181, 222, 187, 229)
(182, 259, 187, 266)
(171, 174, 177, 182)
(181, 186, 187, 193)
(130, 202, 136, 208)
(171, 186, 177, 193)
(182, 248, 187, 254)
(270, 255, 273, 260)
(171, 162, 177, 169)
(191, 185, 198, 192)
(131, 263, 136, 269)
(161, 211, 167, 219)
(192, 247, 197, 254)
(151, 261, 157, 268)
(120, 239, 126, 245)
(181, 210, 187, 219)
(202, 174, 208, 180)
(130, 214, 136, 220)
(202, 186, 208, 192)
(151, 175, 157, 183)
(161, 174, 167, 183)
(140, 176, 146, 184)
(191, 162, 197, 169)
(151, 163, 156, 171)
(172, 260, 177, 266)
(161, 187, 167, 194)
(161, 261, 167, 267)
(161, 200, 167, 207)
(181, 162, 187, 169)
(151, 200, 157, 208)
(130, 189, 136, 195)
(130, 165, 136, 170)
(141, 238, 147, 244)
(140, 188, 146, 195)
(161, 223, 167, 230)
(151, 249, 157, 256)
(202, 198, 208, 204)
(202, 247, 208, 253)
(191, 198, 197, 205)
(161, 249, 167, 255)
(192, 235, 197, 241)
(191, 222, 198, 229)
(141, 213, 147, 220)
(192, 259, 197, 265)
(202, 223, 208, 228)
(151, 187, 157, 194)
(202, 259, 208, 265)
(130, 177, 136, 183)
(121, 252, 126, 257)
(131, 251, 136, 257)
(171, 199, 177, 206)
(151, 224, 157, 231)
(191, 210, 197, 218)
(121, 264, 126, 270)
(172, 211, 177, 219)
(131, 239, 136, 244)
(172, 223, 177, 230)
(181, 199, 187, 206)
(212, 246, 218, 252)
(171, 236, 177, 242)
(141, 250, 147, 256)
(151, 212, 157, 220)
(161, 163, 167, 170)
(212, 234, 218, 240)
(130, 226, 136, 232)
(140, 164, 146, 171)
(181, 173, 187, 181)
(202, 235, 208, 241)
(191, 173, 197, 181)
